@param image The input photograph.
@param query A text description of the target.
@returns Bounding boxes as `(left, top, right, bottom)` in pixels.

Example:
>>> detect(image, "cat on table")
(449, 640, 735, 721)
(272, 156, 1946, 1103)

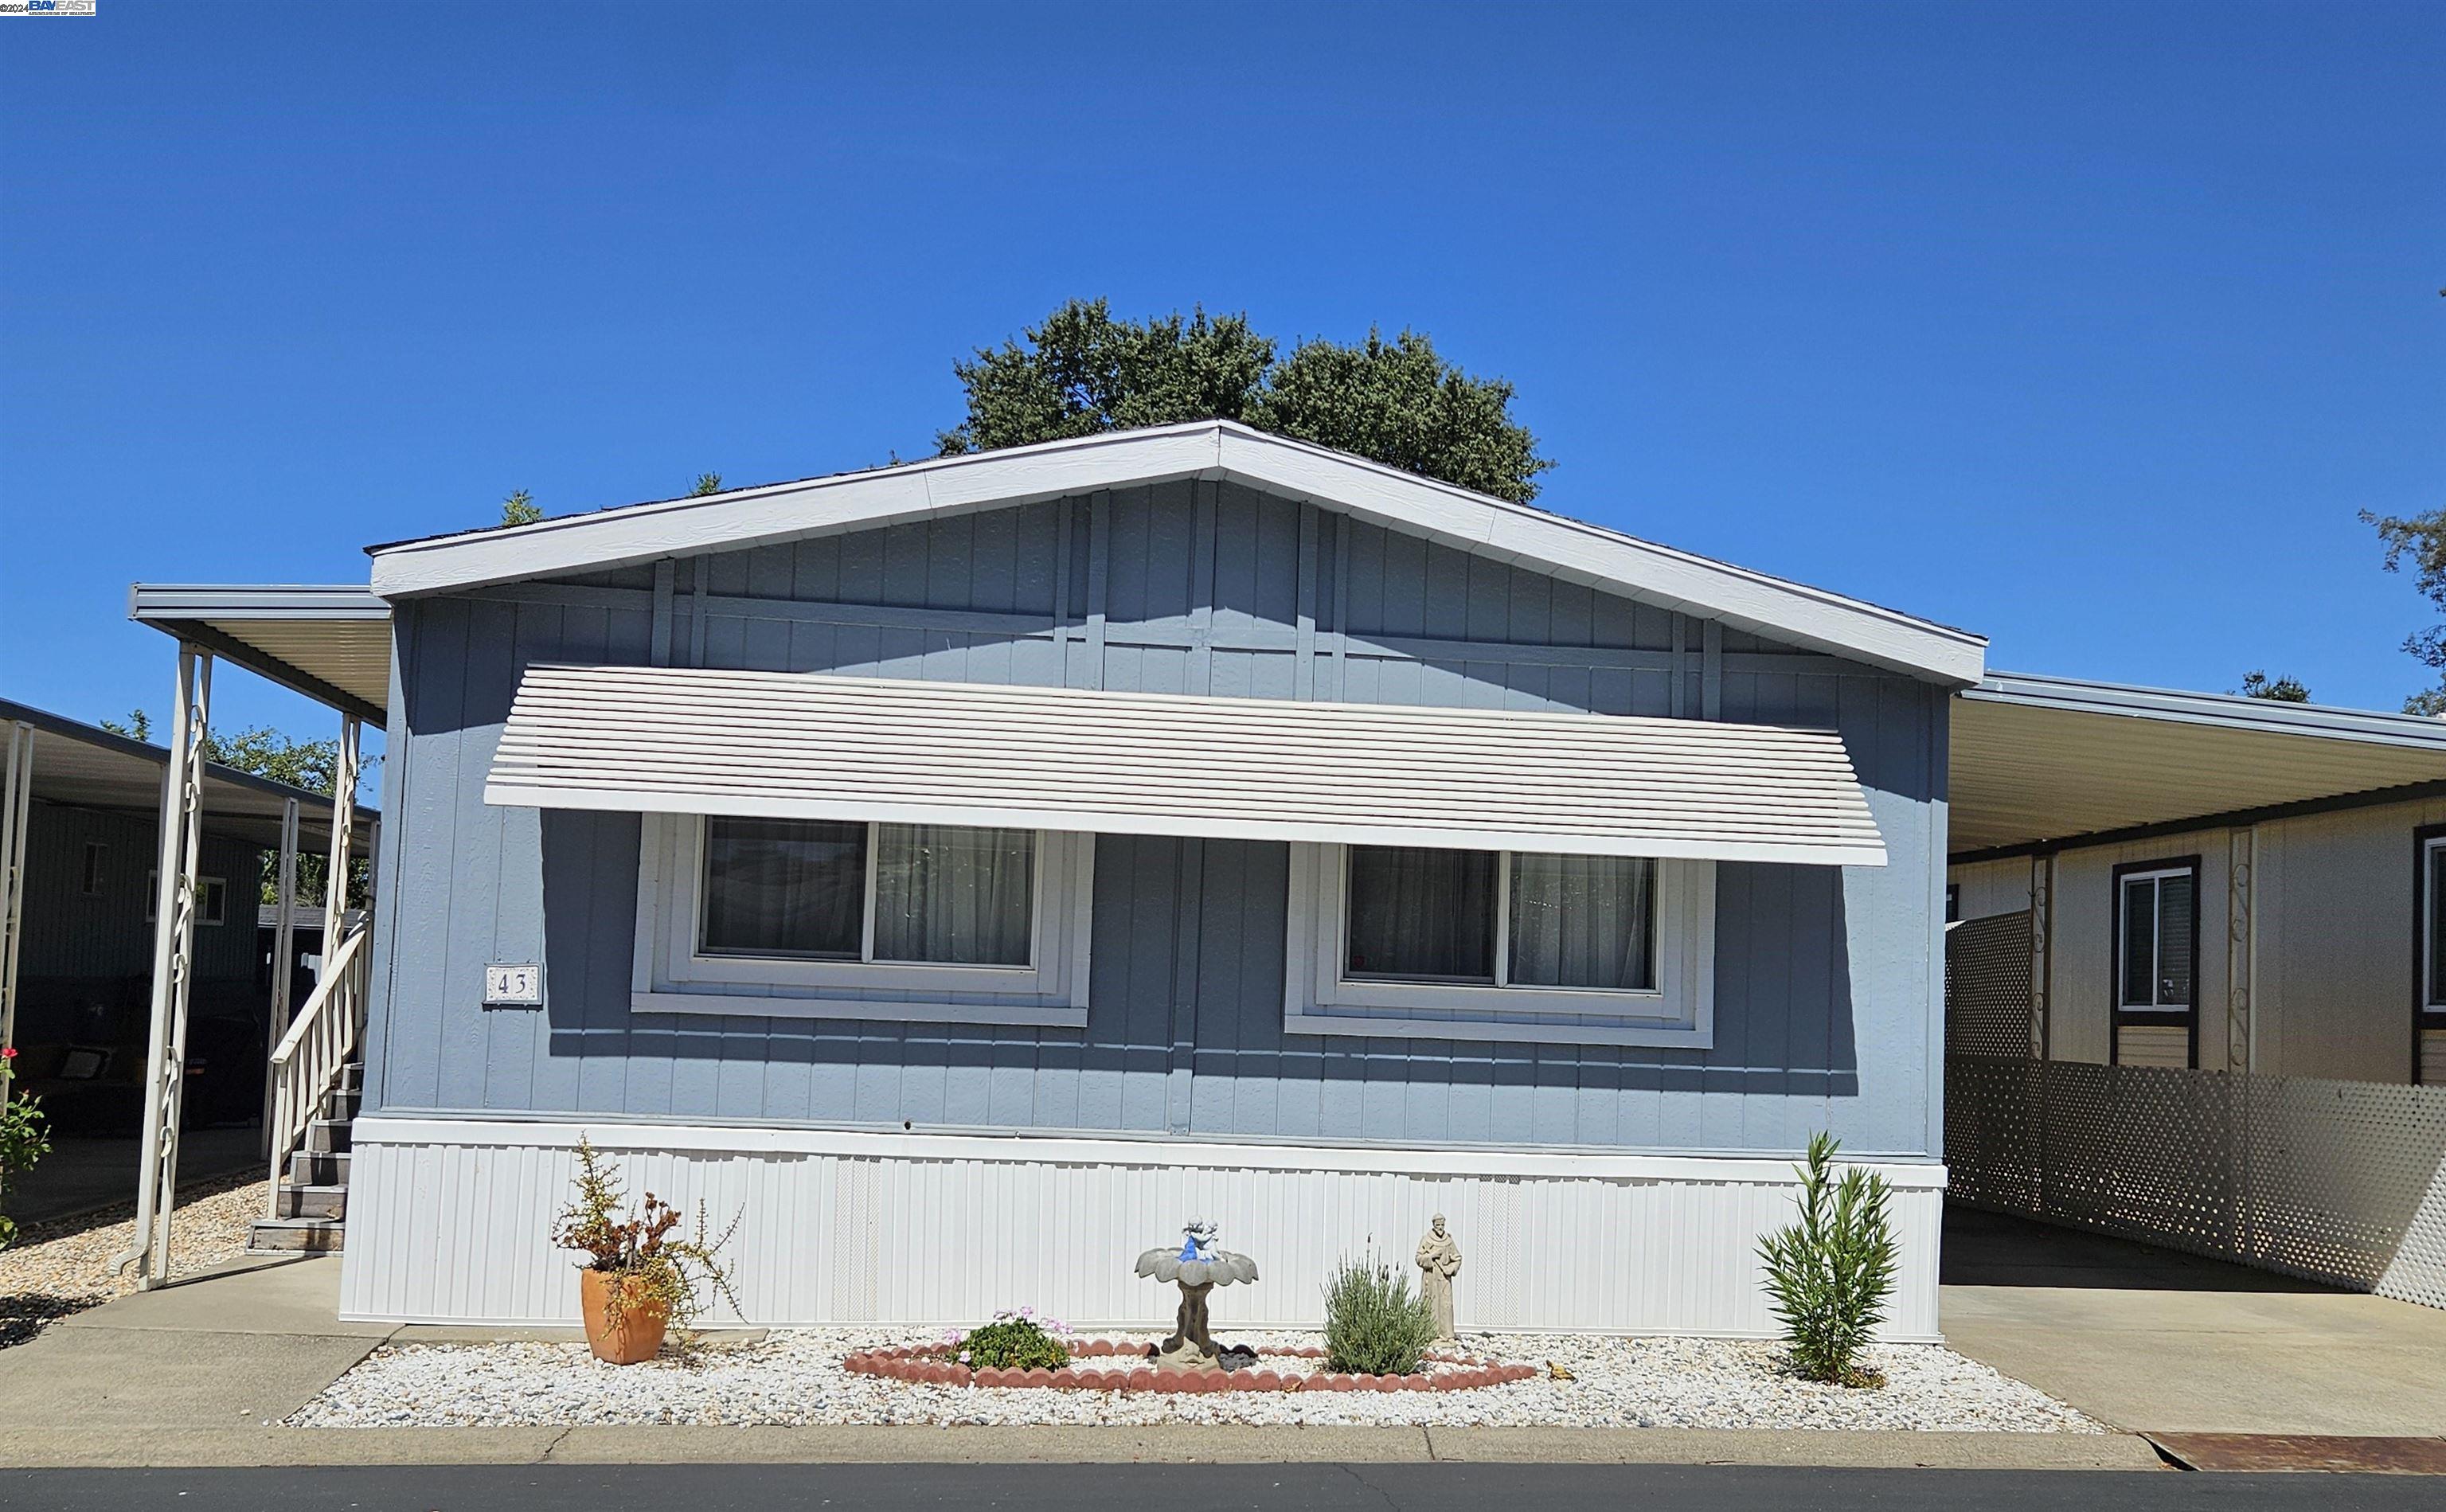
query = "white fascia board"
(128, 584, 392, 621)
(369, 419, 1983, 684)
(368, 425, 1228, 599)
(1971, 671, 2446, 752)
(1213, 428, 1986, 686)
(481, 780, 1890, 869)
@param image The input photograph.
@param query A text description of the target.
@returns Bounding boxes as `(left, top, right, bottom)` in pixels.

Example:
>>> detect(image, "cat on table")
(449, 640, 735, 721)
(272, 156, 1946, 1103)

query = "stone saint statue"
(1415, 1214, 1461, 1341)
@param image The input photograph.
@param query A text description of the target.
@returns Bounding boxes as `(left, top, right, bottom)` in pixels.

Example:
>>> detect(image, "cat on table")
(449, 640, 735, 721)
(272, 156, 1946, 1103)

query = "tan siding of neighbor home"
(2252, 795, 2446, 1084)
(2115, 1024, 2190, 1069)
(1949, 857, 2030, 922)
(1951, 791, 2446, 1084)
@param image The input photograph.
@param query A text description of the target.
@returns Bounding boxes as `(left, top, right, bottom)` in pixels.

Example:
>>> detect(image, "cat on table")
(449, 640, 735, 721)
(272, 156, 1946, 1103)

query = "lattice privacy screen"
(1946, 1055, 2446, 1311)
(1945, 911, 2034, 1060)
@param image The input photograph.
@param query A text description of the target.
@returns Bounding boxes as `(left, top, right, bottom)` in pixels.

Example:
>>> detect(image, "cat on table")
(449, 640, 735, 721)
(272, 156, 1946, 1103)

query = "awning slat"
(484, 666, 1889, 868)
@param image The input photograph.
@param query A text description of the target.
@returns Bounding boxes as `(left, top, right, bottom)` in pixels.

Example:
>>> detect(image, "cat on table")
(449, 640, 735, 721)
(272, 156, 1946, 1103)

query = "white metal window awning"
(483, 666, 1889, 868)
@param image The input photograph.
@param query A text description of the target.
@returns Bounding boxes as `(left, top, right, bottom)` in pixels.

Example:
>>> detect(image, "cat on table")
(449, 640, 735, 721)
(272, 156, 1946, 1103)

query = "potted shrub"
(553, 1135, 742, 1364)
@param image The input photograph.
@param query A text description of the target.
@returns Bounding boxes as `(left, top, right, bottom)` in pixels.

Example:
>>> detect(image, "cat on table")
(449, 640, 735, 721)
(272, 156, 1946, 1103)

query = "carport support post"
(118, 644, 211, 1289)
(322, 715, 358, 955)
(261, 795, 299, 1160)
(0, 720, 33, 1054)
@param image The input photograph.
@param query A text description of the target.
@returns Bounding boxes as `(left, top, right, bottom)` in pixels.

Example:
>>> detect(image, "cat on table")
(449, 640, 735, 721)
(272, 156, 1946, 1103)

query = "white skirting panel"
(338, 1117, 1947, 1341)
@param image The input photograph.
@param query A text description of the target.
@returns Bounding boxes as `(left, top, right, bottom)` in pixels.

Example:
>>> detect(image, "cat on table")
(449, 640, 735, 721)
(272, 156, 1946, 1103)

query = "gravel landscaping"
(291, 1327, 2104, 1432)
(0, 1172, 268, 1348)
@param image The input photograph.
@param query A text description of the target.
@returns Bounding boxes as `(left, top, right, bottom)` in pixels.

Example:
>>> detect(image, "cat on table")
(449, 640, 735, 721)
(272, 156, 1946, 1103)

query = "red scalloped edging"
(842, 1339, 1541, 1392)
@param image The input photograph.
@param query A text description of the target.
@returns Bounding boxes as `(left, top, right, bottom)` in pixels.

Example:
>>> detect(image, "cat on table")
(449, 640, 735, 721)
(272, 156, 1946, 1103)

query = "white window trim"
(145, 871, 227, 927)
(2423, 835, 2446, 1012)
(2116, 865, 2194, 1011)
(1282, 842, 1714, 1049)
(631, 814, 1092, 1026)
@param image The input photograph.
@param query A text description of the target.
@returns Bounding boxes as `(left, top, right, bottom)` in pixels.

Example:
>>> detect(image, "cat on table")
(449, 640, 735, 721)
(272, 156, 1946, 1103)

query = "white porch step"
(246, 1216, 346, 1253)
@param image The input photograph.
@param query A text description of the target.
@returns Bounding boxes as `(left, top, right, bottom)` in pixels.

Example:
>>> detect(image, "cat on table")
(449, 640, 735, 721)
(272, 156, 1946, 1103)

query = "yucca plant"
(1321, 1255, 1439, 1377)
(1756, 1131, 1899, 1388)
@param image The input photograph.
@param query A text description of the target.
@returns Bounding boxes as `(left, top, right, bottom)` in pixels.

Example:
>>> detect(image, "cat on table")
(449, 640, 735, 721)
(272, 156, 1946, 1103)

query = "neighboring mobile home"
(1945, 676, 2446, 1084)
(317, 420, 1980, 1337)
(0, 700, 373, 1131)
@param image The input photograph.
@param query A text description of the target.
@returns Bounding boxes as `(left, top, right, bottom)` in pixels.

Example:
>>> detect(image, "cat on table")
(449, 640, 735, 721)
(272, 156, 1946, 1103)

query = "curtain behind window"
(702, 817, 865, 957)
(873, 825, 1035, 966)
(1346, 846, 1495, 981)
(1510, 854, 1655, 990)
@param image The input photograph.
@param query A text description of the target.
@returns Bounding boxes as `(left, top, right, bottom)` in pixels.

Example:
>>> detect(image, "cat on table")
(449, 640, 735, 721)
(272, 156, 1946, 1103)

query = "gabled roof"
(368, 421, 1987, 685)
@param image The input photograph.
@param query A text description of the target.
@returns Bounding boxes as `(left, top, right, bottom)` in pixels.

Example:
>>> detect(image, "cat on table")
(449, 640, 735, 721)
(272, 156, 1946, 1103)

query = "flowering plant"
(0, 1045, 51, 1252)
(940, 1307, 1071, 1372)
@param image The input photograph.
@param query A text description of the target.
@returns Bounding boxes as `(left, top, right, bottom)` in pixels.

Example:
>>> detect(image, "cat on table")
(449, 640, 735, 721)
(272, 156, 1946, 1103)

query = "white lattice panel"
(1946, 1055, 2446, 1309)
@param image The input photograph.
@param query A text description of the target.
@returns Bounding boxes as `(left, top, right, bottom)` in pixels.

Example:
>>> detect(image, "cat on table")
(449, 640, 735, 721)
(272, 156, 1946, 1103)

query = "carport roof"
(127, 584, 391, 724)
(1, 698, 377, 854)
(1950, 672, 2446, 860)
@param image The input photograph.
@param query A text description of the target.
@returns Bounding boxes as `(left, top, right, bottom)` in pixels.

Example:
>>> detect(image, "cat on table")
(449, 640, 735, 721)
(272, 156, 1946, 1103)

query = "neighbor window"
(699, 817, 1037, 967)
(80, 841, 106, 897)
(1284, 842, 1711, 1048)
(145, 872, 228, 927)
(632, 814, 1092, 1027)
(2115, 862, 2196, 1011)
(2421, 830, 2446, 1013)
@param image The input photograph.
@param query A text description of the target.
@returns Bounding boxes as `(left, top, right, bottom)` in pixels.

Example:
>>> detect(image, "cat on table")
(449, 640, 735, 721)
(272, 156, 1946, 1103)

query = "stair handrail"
(264, 921, 370, 1221)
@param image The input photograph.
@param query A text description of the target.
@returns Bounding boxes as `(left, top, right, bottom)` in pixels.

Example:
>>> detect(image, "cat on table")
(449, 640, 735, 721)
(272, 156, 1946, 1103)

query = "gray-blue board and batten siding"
(364, 480, 1949, 1159)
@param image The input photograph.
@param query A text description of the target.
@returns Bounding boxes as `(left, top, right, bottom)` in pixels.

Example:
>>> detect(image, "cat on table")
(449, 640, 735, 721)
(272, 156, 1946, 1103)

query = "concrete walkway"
(1939, 1206, 2446, 1437)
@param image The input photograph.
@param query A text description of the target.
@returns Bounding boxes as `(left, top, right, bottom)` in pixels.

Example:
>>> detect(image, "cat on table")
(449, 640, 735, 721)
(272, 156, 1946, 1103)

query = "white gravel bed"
(290, 1327, 2102, 1432)
(1, 1174, 268, 1348)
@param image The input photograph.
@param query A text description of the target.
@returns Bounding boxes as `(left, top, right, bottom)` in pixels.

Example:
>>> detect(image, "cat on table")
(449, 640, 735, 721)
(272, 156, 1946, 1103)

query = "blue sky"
(3, 0, 2441, 750)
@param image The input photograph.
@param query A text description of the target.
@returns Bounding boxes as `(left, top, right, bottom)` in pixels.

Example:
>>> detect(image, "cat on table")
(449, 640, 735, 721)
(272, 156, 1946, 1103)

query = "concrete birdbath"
(1134, 1220, 1258, 1370)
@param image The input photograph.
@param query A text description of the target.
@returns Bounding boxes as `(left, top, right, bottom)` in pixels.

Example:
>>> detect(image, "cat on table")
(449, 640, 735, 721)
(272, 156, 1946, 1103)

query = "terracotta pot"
(579, 1268, 669, 1365)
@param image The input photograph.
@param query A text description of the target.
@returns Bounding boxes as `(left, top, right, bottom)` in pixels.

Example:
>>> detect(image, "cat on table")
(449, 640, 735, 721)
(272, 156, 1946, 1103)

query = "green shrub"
(1321, 1255, 1438, 1377)
(953, 1309, 1071, 1371)
(0, 1049, 51, 1252)
(1757, 1131, 1899, 1388)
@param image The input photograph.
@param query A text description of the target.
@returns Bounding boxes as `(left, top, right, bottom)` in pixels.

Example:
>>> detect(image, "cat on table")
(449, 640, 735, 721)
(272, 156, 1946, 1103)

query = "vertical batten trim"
(1702, 621, 1724, 721)
(1328, 513, 1351, 701)
(686, 557, 709, 668)
(1293, 502, 1319, 701)
(1053, 497, 1073, 660)
(1167, 836, 1205, 1137)
(1191, 479, 1217, 697)
(1671, 618, 1688, 719)
(1084, 493, 1110, 691)
(1925, 685, 1950, 1161)
(649, 560, 676, 669)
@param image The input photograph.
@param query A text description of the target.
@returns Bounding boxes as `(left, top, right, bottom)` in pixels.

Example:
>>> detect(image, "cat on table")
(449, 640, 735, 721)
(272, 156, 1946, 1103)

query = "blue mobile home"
(331, 423, 1982, 1335)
